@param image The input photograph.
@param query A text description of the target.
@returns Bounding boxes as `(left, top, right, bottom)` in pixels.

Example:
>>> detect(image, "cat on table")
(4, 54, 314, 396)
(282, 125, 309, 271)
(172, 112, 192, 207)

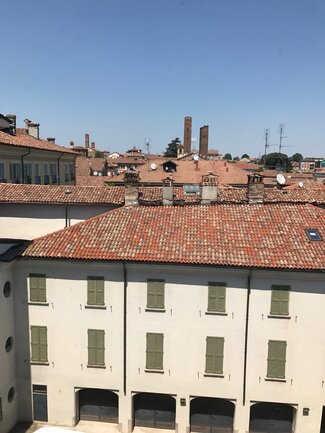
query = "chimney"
(162, 176, 174, 205)
(91, 142, 95, 149)
(6, 114, 16, 135)
(183, 116, 192, 154)
(24, 119, 40, 139)
(85, 133, 90, 148)
(47, 137, 55, 144)
(124, 169, 140, 206)
(201, 172, 218, 204)
(247, 174, 264, 204)
(199, 125, 209, 157)
(70, 140, 75, 148)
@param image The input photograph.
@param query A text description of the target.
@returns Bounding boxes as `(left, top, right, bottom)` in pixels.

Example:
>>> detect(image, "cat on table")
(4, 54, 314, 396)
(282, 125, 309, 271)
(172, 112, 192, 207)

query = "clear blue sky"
(1, 0, 325, 157)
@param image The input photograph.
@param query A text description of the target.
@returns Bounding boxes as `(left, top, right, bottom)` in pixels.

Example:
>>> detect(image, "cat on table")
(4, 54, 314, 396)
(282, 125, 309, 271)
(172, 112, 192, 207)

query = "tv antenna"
(144, 138, 151, 155)
(263, 129, 277, 168)
(278, 123, 293, 153)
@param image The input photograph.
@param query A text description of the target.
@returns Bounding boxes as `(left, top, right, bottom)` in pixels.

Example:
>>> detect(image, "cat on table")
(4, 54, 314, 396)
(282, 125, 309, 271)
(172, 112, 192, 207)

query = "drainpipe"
(21, 149, 31, 184)
(243, 270, 252, 406)
(57, 152, 64, 185)
(123, 262, 127, 396)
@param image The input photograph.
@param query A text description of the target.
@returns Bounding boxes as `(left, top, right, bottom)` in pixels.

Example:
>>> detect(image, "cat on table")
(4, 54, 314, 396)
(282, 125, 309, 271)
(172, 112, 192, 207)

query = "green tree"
(241, 153, 249, 159)
(290, 153, 303, 163)
(164, 137, 181, 157)
(224, 153, 232, 160)
(260, 152, 292, 172)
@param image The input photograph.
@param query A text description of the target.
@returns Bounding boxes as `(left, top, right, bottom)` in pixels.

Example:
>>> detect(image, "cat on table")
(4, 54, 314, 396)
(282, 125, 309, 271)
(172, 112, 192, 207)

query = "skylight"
(305, 228, 322, 241)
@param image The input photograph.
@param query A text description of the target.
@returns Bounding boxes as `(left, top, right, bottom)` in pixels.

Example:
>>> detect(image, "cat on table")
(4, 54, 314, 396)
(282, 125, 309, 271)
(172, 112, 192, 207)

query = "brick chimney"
(85, 133, 90, 148)
(6, 114, 16, 135)
(47, 137, 55, 144)
(162, 176, 174, 205)
(124, 169, 140, 206)
(201, 172, 218, 204)
(247, 174, 264, 204)
(25, 119, 40, 139)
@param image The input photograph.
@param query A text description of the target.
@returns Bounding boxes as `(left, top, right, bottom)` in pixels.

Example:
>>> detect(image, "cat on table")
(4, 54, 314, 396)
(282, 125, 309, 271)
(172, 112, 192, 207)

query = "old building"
(199, 125, 209, 157)
(183, 116, 192, 154)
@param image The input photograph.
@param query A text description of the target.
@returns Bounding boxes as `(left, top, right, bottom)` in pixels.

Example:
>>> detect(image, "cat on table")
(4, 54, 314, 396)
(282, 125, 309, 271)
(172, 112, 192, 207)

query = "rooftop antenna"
(278, 123, 293, 153)
(263, 129, 277, 168)
(144, 138, 151, 155)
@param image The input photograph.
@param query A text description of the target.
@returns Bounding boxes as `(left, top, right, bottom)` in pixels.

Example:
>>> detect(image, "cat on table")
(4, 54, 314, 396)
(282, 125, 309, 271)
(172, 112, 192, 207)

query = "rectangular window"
(270, 285, 290, 316)
(31, 326, 48, 363)
(207, 282, 226, 313)
(146, 333, 164, 370)
(29, 274, 46, 303)
(10, 162, 21, 182)
(147, 279, 165, 309)
(0, 162, 5, 179)
(87, 277, 105, 306)
(205, 336, 224, 375)
(88, 329, 105, 366)
(267, 340, 287, 379)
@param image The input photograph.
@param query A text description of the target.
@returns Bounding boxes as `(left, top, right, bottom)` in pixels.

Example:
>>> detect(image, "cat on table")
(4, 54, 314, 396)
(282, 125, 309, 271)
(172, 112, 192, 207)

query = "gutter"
(21, 149, 31, 184)
(57, 152, 64, 185)
(243, 269, 252, 405)
(123, 262, 127, 396)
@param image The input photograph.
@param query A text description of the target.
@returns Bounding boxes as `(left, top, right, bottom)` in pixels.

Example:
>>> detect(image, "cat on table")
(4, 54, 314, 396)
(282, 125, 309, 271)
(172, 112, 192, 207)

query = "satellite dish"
(193, 154, 199, 161)
(298, 181, 304, 188)
(276, 173, 286, 185)
(98, 172, 102, 176)
(93, 170, 98, 176)
(150, 163, 157, 170)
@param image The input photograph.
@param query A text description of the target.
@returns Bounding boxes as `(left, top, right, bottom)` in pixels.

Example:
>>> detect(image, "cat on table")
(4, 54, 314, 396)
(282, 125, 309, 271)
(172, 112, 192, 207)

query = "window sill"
(267, 314, 291, 319)
(205, 311, 228, 316)
(145, 369, 164, 374)
(145, 308, 166, 313)
(85, 305, 107, 310)
(265, 377, 286, 382)
(87, 365, 106, 369)
(30, 362, 49, 366)
(204, 373, 224, 378)
(28, 302, 49, 306)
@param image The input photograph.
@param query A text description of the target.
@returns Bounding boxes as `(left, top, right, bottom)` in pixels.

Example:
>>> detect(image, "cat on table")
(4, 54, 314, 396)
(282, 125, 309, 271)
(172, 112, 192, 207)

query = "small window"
(146, 333, 164, 370)
(31, 326, 48, 363)
(29, 274, 46, 303)
(88, 329, 105, 366)
(5, 337, 13, 352)
(147, 279, 165, 310)
(7, 387, 15, 403)
(306, 228, 322, 241)
(270, 285, 290, 316)
(207, 282, 226, 313)
(3, 281, 11, 298)
(205, 337, 224, 375)
(183, 184, 200, 195)
(267, 340, 286, 379)
(87, 277, 105, 306)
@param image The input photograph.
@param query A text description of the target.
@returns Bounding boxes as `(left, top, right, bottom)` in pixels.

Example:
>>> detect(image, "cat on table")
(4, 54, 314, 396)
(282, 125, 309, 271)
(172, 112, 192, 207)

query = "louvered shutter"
(96, 330, 105, 365)
(39, 327, 48, 362)
(215, 337, 224, 374)
(87, 279, 96, 305)
(146, 333, 156, 369)
(30, 275, 46, 302)
(208, 283, 226, 312)
(155, 333, 164, 369)
(88, 329, 97, 365)
(271, 285, 290, 315)
(95, 279, 104, 305)
(31, 326, 40, 361)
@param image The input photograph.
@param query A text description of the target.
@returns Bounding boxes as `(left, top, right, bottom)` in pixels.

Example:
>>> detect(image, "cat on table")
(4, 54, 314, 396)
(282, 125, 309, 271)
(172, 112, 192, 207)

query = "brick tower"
(199, 125, 209, 157)
(183, 116, 192, 154)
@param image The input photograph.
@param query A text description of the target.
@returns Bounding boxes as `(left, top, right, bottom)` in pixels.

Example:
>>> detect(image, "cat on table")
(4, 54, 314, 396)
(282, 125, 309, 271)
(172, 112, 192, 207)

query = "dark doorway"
(33, 385, 48, 422)
(190, 397, 234, 433)
(249, 402, 294, 433)
(133, 392, 176, 429)
(79, 388, 118, 423)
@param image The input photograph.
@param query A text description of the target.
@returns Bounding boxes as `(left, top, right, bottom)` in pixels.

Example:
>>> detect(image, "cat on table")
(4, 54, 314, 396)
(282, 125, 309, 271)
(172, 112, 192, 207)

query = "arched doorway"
(133, 392, 176, 429)
(78, 388, 118, 423)
(249, 402, 294, 433)
(190, 397, 235, 433)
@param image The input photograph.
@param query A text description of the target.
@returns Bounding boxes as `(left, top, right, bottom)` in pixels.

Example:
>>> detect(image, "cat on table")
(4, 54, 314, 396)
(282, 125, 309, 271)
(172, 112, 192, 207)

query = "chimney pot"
(124, 169, 140, 206)
(25, 119, 40, 139)
(201, 172, 218, 204)
(5, 114, 16, 135)
(47, 137, 55, 143)
(162, 176, 174, 205)
(247, 174, 264, 204)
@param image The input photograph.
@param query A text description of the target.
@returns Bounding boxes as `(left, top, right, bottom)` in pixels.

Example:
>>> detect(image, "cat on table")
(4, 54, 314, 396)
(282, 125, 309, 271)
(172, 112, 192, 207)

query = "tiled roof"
(21, 204, 325, 271)
(0, 128, 78, 154)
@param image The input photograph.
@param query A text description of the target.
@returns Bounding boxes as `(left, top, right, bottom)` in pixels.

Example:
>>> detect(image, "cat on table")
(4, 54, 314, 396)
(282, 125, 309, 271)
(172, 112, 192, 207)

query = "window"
(306, 228, 322, 241)
(31, 326, 48, 363)
(205, 337, 224, 375)
(3, 281, 11, 297)
(270, 285, 290, 316)
(267, 340, 286, 379)
(24, 163, 32, 183)
(147, 279, 165, 310)
(87, 277, 105, 306)
(29, 274, 46, 303)
(0, 162, 5, 180)
(5, 337, 13, 352)
(7, 387, 15, 403)
(207, 282, 226, 313)
(146, 333, 164, 370)
(88, 329, 105, 366)
(10, 163, 21, 182)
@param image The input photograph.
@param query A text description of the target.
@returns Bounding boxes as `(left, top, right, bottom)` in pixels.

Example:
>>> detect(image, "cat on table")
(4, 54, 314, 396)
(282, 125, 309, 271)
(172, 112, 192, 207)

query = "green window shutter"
(208, 283, 226, 312)
(88, 329, 105, 366)
(96, 330, 105, 365)
(205, 337, 224, 374)
(39, 327, 48, 362)
(267, 340, 286, 379)
(146, 333, 164, 369)
(88, 329, 97, 365)
(271, 285, 290, 315)
(31, 326, 47, 362)
(87, 277, 104, 306)
(30, 274, 46, 302)
(31, 326, 40, 361)
(147, 279, 165, 309)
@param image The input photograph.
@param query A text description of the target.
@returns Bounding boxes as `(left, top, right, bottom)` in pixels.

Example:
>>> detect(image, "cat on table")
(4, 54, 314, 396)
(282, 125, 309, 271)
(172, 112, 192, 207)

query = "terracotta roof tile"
(21, 204, 325, 271)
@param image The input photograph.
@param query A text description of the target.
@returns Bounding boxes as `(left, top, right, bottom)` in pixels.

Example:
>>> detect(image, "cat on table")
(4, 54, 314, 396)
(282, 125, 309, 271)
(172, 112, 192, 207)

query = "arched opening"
(249, 402, 294, 433)
(78, 388, 118, 423)
(133, 392, 176, 430)
(190, 397, 235, 433)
